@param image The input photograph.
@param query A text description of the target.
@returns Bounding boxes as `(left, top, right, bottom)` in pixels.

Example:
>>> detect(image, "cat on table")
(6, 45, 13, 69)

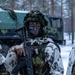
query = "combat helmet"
(24, 10, 48, 27)
(23, 10, 48, 38)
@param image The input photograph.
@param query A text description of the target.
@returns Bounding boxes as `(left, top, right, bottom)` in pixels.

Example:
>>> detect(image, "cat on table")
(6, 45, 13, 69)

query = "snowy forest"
(0, 0, 74, 30)
(0, 0, 75, 44)
(0, 1, 75, 75)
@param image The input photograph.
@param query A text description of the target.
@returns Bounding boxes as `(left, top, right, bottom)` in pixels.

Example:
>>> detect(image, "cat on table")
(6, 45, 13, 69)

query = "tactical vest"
(32, 43, 50, 75)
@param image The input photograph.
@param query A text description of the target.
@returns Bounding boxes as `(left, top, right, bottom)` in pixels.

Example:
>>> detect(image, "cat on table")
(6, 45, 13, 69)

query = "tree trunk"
(61, 0, 63, 17)
(51, 0, 54, 15)
(68, 10, 71, 40)
(21, 0, 26, 10)
(10, 0, 15, 10)
(42, 0, 45, 13)
(30, 0, 32, 11)
(71, 0, 74, 44)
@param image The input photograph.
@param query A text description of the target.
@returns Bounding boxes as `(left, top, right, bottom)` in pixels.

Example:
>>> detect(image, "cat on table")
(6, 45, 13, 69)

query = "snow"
(14, 10, 30, 13)
(60, 33, 74, 75)
(0, 8, 30, 13)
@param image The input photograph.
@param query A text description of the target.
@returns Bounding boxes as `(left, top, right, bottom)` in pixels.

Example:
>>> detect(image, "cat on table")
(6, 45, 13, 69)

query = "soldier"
(66, 46, 75, 75)
(3, 10, 64, 75)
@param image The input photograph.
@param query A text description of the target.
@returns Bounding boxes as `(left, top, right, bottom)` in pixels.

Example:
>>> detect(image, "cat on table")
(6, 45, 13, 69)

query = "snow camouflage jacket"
(2, 37, 64, 75)
(66, 46, 75, 75)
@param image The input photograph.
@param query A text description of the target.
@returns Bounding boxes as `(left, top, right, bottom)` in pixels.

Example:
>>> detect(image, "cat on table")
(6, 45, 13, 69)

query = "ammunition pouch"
(32, 56, 44, 75)
(33, 56, 50, 75)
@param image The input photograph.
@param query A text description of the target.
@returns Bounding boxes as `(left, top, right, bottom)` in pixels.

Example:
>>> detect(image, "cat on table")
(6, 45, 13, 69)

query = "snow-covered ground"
(60, 33, 74, 75)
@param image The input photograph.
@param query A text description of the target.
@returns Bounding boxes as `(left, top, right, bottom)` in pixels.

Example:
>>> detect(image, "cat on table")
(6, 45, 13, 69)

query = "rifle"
(11, 27, 34, 75)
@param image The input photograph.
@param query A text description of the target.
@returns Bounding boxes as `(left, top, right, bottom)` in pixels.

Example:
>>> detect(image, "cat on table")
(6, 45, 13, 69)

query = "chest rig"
(27, 37, 53, 75)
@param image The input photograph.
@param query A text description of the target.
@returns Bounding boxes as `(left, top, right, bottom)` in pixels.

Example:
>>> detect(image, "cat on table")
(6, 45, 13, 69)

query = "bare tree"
(71, 0, 74, 44)
(10, 0, 15, 9)
(68, 10, 71, 40)
(30, 0, 32, 11)
(51, 0, 54, 15)
(41, 0, 45, 13)
(61, 0, 63, 17)
(21, 0, 26, 10)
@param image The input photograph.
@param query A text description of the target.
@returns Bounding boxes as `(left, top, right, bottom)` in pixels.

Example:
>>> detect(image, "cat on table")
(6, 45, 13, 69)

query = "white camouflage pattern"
(0, 53, 5, 65)
(0, 37, 64, 75)
(66, 46, 75, 75)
